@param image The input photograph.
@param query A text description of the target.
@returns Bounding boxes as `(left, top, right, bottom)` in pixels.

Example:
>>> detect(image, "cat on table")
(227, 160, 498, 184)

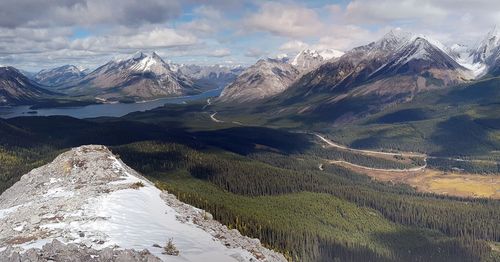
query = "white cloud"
(70, 28, 197, 51)
(279, 40, 309, 53)
(5, 0, 500, 71)
(0, 0, 181, 28)
(244, 2, 323, 38)
(244, 48, 267, 58)
(345, 0, 447, 24)
(208, 48, 231, 57)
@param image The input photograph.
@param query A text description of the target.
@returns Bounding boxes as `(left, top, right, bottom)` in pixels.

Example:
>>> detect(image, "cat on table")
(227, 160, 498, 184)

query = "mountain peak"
(151, 51, 162, 59)
(131, 51, 147, 60)
(291, 48, 343, 72)
(473, 25, 500, 63)
(376, 28, 415, 50)
(34, 64, 88, 86)
(486, 25, 500, 39)
(385, 28, 415, 41)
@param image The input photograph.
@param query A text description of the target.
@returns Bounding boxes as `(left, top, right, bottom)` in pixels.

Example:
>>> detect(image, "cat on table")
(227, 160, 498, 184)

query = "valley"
(2, 14, 500, 261)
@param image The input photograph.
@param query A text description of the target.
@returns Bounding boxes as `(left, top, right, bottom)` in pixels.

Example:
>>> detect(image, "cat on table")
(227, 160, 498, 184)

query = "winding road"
(204, 99, 496, 172)
(314, 133, 499, 171)
(315, 134, 428, 172)
(210, 112, 224, 123)
(315, 134, 426, 158)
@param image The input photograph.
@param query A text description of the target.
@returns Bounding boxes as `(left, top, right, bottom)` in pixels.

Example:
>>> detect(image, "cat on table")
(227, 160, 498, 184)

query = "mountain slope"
(0, 66, 56, 106)
(218, 58, 299, 103)
(63, 52, 197, 101)
(0, 145, 286, 261)
(34, 65, 87, 87)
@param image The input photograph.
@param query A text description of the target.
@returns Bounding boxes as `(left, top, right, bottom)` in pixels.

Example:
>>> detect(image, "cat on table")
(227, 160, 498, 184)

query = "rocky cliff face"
(0, 145, 285, 262)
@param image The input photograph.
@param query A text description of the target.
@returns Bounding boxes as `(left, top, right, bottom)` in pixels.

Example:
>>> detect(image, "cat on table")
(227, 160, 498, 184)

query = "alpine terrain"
(1, 2, 500, 262)
(0, 145, 285, 262)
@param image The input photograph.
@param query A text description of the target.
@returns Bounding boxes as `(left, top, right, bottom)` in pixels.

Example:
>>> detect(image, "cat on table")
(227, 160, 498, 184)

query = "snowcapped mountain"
(217, 48, 343, 103)
(470, 26, 500, 75)
(64, 51, 196, 101)
(371, 36, 470, 80)
(318, 49, 345, 60)
(289, 29, 473, 96)
(0, 66, 55, 106)
(291, 49, 344, 73)
(218, 58, 300, 103)
(0, 145, 286, 261)
(34, 65, 88, 87)
(472, 26, 500, 64)
(247, 29, 488, 125)
(174, 64, 244, 89)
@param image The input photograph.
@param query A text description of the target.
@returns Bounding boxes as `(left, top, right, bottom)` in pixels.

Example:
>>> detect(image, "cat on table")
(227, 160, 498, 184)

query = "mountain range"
(34, 65, 89, 87)
(0, 52, 246, 105)
(2, 27, 500, 109)
(218, 49, 344, 102)
(215, 27, 500, 125)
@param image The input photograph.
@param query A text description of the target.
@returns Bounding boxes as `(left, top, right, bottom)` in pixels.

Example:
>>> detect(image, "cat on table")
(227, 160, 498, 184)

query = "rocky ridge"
(0, 145, 286, 262)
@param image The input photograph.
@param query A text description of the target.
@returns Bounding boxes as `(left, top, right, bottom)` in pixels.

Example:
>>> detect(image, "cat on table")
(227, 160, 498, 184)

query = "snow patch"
(0, 204, 23, 220)
(43, 187, 74, 198)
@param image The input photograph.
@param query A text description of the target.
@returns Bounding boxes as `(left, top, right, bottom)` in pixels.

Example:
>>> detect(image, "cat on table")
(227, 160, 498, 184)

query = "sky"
(1, 0, 500, 71)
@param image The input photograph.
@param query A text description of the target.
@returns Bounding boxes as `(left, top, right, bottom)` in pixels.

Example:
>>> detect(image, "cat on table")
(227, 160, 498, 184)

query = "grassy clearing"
(329, 161, 500, 199)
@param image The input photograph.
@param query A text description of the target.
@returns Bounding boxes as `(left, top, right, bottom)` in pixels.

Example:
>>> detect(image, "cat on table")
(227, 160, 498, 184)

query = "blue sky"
(1, 0, 500, 71)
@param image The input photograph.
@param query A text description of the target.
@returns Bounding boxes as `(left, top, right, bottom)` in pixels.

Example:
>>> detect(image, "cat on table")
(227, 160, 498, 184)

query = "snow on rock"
(291, 48, 343, 72)
(0, 145, 286, 262)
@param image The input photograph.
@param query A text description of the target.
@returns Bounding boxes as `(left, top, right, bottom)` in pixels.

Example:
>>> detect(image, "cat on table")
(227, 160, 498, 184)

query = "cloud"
(208, 48, 231, 57)
(244, 48, 268, 58)
(179, 5, 225, 36)
(244, 2, 323, 38)
(279, 40, 309, 53)
(345, 0, 447, 24)
(340, 0, 500, 43)
(4, 0, 500, 71)
(0, 0, 181, 28)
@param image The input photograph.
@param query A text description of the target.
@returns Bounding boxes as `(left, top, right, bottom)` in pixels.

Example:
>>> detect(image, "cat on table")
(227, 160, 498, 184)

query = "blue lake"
(0, 88, 221, 119)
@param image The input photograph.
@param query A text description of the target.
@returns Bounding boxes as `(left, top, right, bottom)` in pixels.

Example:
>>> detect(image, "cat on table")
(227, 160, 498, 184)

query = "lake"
(0, 88, 221, 119)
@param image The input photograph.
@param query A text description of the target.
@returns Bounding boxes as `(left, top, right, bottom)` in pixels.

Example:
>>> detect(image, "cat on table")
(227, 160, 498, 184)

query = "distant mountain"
(63, 52, 197, 101)
(174, 64, 244, 89)
(0, 66, 55, 106)
(471, 26, 500, 75)
(291, 48, 344, 72)
(34, 65, 87, 87)
(286, 30, 472, 101)
(219, 29, 486, 125)
(218, 58, 300, 103)
(218, 49, 342, 103)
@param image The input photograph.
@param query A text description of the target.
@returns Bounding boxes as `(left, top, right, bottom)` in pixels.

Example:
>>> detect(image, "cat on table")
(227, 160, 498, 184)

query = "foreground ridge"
(0, 145, 285, 262)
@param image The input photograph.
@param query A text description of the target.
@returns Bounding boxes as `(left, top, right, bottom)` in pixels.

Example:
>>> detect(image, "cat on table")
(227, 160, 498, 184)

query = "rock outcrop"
(0, 145, 286, 262)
